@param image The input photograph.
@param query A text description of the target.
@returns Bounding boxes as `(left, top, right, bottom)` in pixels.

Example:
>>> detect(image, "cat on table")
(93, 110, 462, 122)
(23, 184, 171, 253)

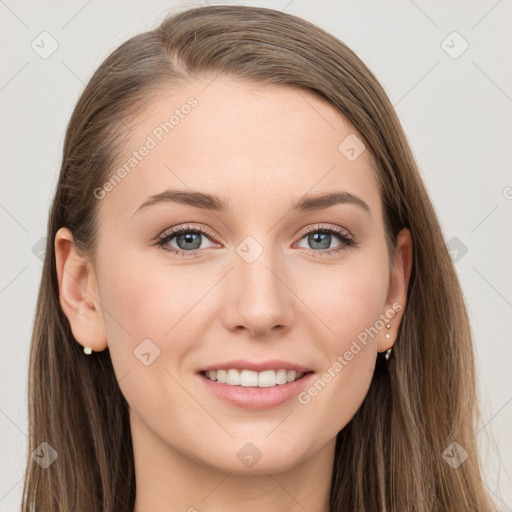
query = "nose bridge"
(226, 233, 293, 335)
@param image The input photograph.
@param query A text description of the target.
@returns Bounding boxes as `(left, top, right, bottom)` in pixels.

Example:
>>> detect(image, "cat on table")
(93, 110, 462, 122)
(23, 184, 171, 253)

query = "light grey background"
(1, 0, 511, 510)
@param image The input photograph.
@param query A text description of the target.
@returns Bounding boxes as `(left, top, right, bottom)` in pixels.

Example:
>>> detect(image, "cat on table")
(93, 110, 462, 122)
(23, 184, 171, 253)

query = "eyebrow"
(132, 188, 371, 217)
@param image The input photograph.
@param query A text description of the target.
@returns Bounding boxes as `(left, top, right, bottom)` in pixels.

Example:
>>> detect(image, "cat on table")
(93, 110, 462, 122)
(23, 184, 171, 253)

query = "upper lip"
(199, 359, 313, 373)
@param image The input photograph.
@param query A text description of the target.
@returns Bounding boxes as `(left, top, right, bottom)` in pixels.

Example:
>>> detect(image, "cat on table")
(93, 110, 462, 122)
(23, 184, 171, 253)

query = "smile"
(203, 368, 306, 387)
(198, 370, 315, 410)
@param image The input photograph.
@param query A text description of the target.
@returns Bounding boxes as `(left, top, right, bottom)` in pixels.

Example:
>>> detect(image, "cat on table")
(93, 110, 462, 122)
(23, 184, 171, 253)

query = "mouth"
(200, 368, 312, 387)
(197, 369, 315, 410)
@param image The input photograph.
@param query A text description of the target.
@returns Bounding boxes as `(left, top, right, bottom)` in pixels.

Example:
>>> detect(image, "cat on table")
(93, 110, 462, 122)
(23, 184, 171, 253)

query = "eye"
(156, 224, 217, 257)
(155, 223, 356, 258)
(295, 224, 356, 256)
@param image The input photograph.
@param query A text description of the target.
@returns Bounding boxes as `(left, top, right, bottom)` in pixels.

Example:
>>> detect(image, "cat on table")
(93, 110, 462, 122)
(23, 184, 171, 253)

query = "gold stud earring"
(83, 346, 93, 355)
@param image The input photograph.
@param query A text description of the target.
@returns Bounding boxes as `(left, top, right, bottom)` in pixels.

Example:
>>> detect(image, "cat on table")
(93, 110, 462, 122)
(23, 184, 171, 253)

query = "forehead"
(97, 77, 382, 223)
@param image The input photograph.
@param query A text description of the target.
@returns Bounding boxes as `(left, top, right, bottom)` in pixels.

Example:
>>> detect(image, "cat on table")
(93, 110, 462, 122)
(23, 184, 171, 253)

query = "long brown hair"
(22, 5, 498, 511)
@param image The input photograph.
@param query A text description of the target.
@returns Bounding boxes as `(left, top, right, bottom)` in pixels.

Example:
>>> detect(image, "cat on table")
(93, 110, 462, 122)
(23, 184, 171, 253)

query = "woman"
(22, 5, 499, 511)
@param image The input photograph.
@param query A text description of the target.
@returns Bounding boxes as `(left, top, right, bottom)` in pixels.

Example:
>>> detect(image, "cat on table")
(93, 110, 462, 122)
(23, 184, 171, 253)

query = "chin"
(197, 435, 313, 475)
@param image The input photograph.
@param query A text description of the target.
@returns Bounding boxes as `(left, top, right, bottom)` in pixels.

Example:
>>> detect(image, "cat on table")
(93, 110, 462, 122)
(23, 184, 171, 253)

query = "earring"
(385, 323, 392, 360)
(83, 346, 93, 355)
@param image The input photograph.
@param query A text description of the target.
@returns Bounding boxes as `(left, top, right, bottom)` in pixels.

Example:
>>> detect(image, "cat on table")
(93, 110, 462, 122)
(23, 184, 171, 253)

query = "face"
(61, 76, 410, 475)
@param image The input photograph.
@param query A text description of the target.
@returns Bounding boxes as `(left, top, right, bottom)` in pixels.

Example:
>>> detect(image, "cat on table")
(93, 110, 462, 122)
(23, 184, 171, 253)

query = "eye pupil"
(177, 232, 201, 250)
(309, 232, 331, 250)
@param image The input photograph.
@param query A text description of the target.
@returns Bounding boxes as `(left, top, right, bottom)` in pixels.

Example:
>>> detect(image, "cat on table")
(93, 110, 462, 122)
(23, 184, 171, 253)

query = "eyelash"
(155, 223, 356, 258)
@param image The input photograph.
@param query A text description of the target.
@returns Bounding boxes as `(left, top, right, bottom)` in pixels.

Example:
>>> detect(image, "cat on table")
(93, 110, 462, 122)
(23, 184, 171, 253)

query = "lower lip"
(198, 371, 315, 410)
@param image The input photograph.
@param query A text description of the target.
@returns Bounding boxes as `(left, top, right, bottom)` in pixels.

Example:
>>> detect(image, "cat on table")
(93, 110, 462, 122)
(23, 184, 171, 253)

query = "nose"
(221, 246, 294, 338)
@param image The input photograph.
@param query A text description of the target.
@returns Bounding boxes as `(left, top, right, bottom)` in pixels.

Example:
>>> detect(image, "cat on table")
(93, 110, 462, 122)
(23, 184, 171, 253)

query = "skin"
(55, 77, 412, 512)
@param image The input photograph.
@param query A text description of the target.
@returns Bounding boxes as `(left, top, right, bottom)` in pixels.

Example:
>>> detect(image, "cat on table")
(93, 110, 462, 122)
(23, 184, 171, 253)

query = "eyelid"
(156, 223, 353, 243)
(156, 223, 217, 242)
(297, 223, 353, 239)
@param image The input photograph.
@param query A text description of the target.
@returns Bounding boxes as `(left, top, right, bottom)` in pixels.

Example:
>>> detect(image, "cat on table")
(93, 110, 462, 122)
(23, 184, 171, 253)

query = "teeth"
(226, 369, 240, 386)
(276, 369, 287, 385)
(240, 370, 258, 387)
(204, 368, 305, 387)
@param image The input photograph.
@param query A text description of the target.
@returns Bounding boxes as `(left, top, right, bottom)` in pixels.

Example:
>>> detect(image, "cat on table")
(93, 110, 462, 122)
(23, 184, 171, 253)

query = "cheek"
(98, 259, 164, 337)
(294, 257, 389, 348)
(94, 245, 164, 375)
(290, 258, 387, 430)
(95, 247, 216, 367)
(95, 250, 204, 425)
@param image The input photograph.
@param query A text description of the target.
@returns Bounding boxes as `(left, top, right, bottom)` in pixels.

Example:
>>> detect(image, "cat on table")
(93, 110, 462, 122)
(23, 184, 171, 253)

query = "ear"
(54, 227, 107, 352)
(377, 227, 413, 353)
